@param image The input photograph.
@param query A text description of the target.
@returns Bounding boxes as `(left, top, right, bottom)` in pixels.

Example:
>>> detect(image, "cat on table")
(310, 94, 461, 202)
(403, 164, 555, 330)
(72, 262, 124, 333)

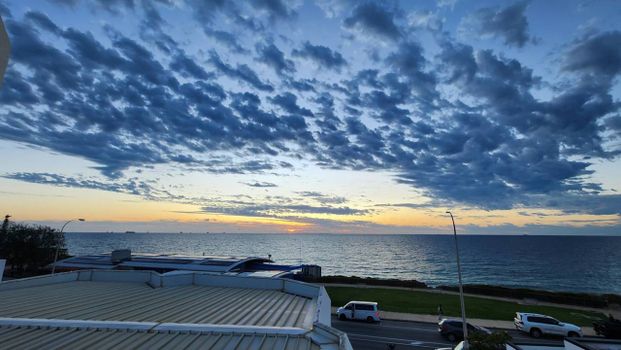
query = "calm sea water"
(65, 233, 621, 294)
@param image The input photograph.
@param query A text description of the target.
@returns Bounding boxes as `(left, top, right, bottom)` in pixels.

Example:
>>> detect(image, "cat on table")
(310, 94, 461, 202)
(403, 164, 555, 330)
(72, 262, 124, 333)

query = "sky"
(0, 0, 620, 235)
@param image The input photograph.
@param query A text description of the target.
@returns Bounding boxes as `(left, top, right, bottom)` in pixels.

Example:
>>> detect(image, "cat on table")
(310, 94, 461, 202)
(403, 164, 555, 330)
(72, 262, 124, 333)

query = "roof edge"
(0, 269, 322, 299)
(311, 323, 353, 350)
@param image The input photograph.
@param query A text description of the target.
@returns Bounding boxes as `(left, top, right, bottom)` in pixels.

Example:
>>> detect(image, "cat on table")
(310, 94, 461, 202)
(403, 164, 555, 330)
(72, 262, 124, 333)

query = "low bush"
(307, 275, 428, 289)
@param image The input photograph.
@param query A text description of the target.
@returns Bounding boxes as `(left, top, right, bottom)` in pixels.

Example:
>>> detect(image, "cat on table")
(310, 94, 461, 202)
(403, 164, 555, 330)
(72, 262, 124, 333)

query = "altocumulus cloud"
(465, 0, 535, 48)
(0, 0, 620, 218)
(3, 172, 367, 219)
(292, 42, 347, 72)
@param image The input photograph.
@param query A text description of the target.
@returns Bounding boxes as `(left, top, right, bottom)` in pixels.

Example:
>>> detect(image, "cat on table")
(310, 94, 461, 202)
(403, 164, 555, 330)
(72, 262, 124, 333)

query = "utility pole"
(447, 211, 469, 350)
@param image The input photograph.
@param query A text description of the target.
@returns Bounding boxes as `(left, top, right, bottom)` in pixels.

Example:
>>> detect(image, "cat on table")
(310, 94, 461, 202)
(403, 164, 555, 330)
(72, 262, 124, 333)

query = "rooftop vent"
(301, 265, 321, 279)
(111, 249, 131, 263)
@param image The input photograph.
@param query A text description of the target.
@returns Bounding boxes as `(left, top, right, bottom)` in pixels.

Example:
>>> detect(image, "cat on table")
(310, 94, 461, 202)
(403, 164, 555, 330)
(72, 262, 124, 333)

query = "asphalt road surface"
(331, 316, 564, 350)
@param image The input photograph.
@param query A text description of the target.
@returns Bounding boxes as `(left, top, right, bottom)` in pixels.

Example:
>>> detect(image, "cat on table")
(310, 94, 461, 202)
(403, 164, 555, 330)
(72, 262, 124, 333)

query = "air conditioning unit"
(111, 249, 131, 263)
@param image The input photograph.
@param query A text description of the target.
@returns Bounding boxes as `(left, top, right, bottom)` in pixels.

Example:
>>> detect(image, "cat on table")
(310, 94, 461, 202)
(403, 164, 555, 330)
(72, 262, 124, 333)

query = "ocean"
(65, 233, 621, 295)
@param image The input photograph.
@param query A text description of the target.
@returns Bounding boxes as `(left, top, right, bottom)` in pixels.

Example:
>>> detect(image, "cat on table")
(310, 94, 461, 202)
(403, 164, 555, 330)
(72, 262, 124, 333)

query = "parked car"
(438, 319, 491, 342)
(336, 301, 380, 322)
(593, 315, 621, 339)
(514, 312, 582, 338)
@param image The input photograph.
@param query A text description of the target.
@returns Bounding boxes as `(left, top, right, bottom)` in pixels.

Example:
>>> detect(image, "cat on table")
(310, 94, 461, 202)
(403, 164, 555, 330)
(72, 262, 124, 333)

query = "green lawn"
(326, 286, 605, 326)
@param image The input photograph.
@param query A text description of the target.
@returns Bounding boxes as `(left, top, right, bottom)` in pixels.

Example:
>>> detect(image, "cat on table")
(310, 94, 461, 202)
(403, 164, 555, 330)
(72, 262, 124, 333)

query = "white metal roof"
(0, 281, 314, 327)
(0, 270, 316, 328)
(0, 325, 322, 350)
(0, 270, 351, 350)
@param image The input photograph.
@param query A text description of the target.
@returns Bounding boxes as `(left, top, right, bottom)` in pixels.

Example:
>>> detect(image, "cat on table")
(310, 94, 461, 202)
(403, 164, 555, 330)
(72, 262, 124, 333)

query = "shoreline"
(310, 275, 621, 310)
(65, 232, 621, 236)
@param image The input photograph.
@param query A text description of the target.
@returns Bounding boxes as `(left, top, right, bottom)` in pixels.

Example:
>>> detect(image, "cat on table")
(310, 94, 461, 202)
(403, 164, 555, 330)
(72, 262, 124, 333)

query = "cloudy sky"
(0, 0, 620, 234)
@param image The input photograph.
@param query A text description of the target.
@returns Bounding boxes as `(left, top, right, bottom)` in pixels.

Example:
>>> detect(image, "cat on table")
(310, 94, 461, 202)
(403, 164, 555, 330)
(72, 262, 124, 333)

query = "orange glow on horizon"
(3, 178, 619, 233)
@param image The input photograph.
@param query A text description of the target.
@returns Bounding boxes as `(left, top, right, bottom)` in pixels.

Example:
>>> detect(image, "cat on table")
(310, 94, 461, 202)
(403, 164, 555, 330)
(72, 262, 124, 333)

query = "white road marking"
(347, 333, 452, 346)
(348, 336, 443, 349)
(333, 319, 439, 333)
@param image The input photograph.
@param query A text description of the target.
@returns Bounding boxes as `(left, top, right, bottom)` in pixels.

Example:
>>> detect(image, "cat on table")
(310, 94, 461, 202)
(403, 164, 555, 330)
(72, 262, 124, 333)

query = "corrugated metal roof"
(0, 271, 351, 349)
(0, 325, 320, 350)
(0, 281, 314, 328)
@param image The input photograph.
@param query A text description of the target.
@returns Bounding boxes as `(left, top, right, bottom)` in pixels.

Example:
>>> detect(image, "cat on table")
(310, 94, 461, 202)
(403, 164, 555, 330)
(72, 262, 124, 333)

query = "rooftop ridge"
(0, 317, 308, 335)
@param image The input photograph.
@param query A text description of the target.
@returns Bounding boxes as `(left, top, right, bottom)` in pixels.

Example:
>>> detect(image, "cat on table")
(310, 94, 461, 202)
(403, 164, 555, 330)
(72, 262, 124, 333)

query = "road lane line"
(347, 333, 453, 346)
(348, 336, 444, 349)
(332, 320, 439, 333)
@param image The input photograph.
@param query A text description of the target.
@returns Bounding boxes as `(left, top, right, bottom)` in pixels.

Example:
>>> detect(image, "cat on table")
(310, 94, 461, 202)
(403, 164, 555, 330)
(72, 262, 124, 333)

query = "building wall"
(317, 286, 332, 327)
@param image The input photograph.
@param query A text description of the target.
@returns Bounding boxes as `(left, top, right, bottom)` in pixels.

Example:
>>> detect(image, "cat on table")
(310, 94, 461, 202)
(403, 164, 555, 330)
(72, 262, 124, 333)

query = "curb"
(331, 310, 597, 336)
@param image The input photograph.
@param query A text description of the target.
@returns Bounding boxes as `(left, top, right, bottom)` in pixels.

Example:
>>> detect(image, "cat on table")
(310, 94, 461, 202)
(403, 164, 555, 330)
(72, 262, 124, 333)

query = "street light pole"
(447, 211, 469, 350)
(51, 218, 85, 275)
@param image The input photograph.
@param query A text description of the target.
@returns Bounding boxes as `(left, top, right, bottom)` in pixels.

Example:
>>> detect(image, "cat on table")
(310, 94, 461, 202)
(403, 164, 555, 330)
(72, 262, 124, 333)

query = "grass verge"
(326, 286, 605, 326)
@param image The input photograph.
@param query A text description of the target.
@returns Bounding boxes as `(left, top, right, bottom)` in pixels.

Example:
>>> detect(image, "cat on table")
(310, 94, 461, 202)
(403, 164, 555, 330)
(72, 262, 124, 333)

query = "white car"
(336, 301, 380, 322)
(514, 312, 582, 338)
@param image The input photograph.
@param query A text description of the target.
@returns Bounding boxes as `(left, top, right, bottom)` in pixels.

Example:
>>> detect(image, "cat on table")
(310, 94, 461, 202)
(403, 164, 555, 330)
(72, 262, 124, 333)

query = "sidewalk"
(331, 307, 598, 336)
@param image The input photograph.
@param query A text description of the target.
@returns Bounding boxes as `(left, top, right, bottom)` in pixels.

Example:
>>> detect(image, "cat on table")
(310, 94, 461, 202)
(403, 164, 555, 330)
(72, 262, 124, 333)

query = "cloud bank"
(0, 0, 620, 227)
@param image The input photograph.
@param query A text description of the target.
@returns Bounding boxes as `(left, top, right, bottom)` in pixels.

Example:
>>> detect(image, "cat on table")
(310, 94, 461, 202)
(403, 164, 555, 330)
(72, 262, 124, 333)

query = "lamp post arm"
(51, 220, 75, 275)
(60, 220, 74, 234)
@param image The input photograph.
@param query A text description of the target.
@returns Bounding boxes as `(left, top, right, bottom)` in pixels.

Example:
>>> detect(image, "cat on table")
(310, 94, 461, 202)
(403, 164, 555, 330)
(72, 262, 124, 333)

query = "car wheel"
(367, 316, 374, 323)
(530, 328, 542, 338)
(568, 331, 580, 338)
(339, 314, 347, 321)
(447, 333, 457, 342)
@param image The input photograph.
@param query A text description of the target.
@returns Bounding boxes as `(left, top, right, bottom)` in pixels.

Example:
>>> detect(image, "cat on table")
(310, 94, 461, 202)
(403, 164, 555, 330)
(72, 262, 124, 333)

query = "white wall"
(317, 286, 332, 326)
(0, 271, 79, 291)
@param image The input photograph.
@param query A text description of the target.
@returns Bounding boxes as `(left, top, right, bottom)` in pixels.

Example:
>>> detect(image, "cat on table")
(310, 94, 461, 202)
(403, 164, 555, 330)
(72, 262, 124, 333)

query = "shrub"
(0, 221, 66, 276)
(468, 331, 512, 350)
(307, 275, 428, 288)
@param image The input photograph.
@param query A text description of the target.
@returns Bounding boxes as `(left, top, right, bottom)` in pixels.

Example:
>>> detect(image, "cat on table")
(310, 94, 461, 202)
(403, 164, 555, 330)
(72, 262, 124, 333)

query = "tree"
(0, 215, 10, 263)
(468, 331, 512, 350)
(0, 219, 66, 276)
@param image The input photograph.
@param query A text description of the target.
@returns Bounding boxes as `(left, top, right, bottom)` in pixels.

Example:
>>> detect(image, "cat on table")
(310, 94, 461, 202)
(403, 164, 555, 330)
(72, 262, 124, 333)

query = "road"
(331, 316, 564, 350)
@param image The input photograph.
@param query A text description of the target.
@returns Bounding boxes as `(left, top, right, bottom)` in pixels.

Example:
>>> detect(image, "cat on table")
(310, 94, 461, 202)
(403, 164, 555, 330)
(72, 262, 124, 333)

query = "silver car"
(514, 312, 582, 338)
